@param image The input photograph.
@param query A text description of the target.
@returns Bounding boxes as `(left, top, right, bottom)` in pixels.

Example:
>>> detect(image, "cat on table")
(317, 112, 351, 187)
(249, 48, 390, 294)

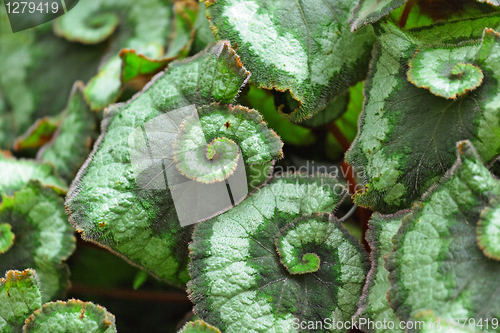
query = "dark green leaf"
(189, 174, 369, 332)
(66, 42, 280, 288)
(205, 0, 376, 121)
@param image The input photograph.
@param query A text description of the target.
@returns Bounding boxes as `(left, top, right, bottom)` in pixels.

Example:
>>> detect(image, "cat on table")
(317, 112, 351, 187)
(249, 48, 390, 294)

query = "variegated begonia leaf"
(189, 174, 369, 333)
(205, 0, 376, 121)
(346, 17, 500, 213)
(354, 213, 404, 333)
(325, 81, 364, 160)
(191, 1, 217, 55)
(299, 92, 349, 128)
(37, 82, 97, 182)
(66, 42, 283, 287)
(178, 320, 221, 333)
(54, 0, 173, 110)
(350, 0, 406, 31)
(0, 156, 67, 196)
(13, 115, 61, 151)
(477, 196, 500, 260)
(0, 182, 75, 303)
(0, 269, 42, 333)
(0, 18, 105, 149)
(23, 299, 116, 333)
(386, 141, 500, 331)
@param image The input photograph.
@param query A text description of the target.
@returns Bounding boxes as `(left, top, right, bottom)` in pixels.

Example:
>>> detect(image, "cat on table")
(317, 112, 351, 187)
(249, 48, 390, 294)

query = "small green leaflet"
(37, 82, 97, 182)
(350, 0, 406, 31)
(0, 182, 75, 303)
(354, 213, 403, 333)
(346, 17, 500, 213)
(205, 0, 376, 121)
(54, 0, 173, 110)
(0, 269, 42, 333)
(178, 320, 221, 333)
(66, 42, 283, 288)
(386, 141, 500, 331)
(24, 299, 116, 333)
(0, 156, 67, 196)
(189, 174, 369, 333)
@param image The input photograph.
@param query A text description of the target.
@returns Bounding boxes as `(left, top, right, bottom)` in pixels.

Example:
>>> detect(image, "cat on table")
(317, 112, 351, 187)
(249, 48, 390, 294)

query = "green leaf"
(120, 50, 173, 84)
(477, 196, 500, 260)
(205, 0, 376, 121)
(189, 174, 369, 332)
(54, 0, 173, 110)
(0, 223, 14, 254)
(0, 20, 106, 149)
(65, 42, 266, 288)
(386, 140, 500, 330)
(346, 19, 500, 213)
(0, 156, 67, 196)
(355, 213, 403, 333)
(0, 182, 76, 302)
(178, 320, 221, 333)
(37, 82, 96, 182)
(0, 269, 42, 333)
(13, 116, 61, 151)
(350, 0, 406, 31)
(23, 299, 116, 333)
